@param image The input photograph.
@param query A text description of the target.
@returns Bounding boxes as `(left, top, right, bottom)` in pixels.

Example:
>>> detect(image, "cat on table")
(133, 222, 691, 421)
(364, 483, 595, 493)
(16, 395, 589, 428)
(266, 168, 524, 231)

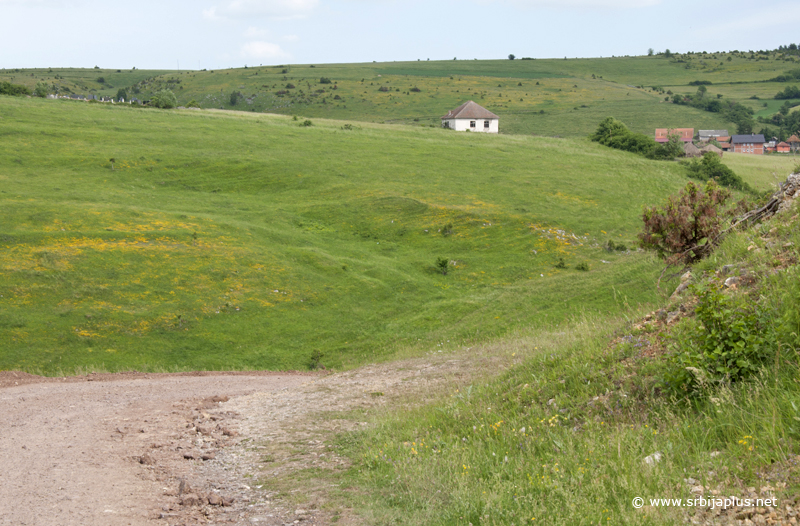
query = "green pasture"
(0, 96, 695, 375)
(6, 52, 799, 138)
(721, 152, 800, 191)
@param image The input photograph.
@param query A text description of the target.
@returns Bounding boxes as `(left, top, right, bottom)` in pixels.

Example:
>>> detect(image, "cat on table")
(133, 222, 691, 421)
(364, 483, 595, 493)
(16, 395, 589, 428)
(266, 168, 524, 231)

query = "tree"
(150, 89, 177, 109)
(229, 91, 243, 105)
(508, 54, 516, 60)
(639, 180, 730, 264)
(436, 257, 449, 275)
(647, 48, 654, 56)
(116, 88, 127, 101)
(33, 81, 48, 98)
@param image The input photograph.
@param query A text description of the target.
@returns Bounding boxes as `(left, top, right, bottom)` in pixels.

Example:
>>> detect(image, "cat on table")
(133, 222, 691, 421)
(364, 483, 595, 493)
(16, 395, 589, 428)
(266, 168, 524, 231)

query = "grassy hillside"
(0, 96, 699, 375)
(7, 51, 799, 138)
(311, 178, 800, 526)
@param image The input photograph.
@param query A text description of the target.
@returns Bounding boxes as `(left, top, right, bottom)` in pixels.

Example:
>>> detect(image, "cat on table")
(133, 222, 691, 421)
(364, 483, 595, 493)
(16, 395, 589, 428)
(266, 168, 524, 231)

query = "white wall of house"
(442, 118, 498, 133)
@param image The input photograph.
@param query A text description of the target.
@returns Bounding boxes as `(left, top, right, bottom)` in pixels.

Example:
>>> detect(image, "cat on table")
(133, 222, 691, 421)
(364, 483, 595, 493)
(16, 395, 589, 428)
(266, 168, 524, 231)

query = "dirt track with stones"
(0, 355, 482, 526)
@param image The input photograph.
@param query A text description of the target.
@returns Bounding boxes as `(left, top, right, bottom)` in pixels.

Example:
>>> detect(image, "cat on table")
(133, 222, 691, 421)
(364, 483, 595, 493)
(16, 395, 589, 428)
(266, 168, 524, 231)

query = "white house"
(441, 101, 499, 133)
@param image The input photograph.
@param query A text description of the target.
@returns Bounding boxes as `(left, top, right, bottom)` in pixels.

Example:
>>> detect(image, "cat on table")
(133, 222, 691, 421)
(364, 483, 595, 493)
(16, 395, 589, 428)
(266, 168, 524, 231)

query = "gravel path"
(0, 352, 499, 526)
(0, 372, 315, 526)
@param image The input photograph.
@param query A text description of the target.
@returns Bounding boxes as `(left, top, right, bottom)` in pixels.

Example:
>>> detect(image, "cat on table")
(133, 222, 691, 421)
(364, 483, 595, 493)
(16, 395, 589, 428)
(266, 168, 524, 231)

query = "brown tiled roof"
(777, 142, 790, 147)
(441, 101, 499, 120)
(787, 135, 800, 143)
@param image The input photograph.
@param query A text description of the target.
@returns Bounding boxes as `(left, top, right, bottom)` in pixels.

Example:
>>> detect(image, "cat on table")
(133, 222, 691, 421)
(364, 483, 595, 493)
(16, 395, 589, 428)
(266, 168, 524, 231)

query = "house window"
(470, 121, 476, 128)
(443, 121, 450, 129)
(484, 120, 490, 128)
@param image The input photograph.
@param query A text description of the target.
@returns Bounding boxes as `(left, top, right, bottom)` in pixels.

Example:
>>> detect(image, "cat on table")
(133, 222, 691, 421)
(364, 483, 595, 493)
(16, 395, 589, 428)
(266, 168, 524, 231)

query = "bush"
(229, 91, 243, 105)
(0, 81, 31, 96)
(150, 89, 177, 109)
(300, 119, 313, 127)
(663, 282, 774, 394)
(639, 180, 730, 264)
(319, 77, 332, 84)
(590, 117, 659, 157)
(575, 262, 590, 271)
(33, 82, 48, 98)
(775, 85, 800, 99)
(685, 152, 750, 191)
(378, 86, 390, 92)
(436, 257, 449, 275)
(554, 257, 567, 269)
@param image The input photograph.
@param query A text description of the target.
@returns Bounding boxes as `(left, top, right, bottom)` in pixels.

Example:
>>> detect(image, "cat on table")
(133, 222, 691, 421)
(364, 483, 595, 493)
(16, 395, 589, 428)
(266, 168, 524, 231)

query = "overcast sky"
(2, 0, 799, 70)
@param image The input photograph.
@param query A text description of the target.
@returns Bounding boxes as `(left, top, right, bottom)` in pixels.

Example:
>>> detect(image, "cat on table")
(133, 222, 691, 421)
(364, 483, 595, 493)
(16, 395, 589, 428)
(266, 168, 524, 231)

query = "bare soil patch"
(0, 351, 506, 525)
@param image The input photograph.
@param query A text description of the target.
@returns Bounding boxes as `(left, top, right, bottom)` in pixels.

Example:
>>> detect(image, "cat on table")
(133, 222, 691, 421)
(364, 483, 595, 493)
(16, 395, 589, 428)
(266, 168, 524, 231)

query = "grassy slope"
(330, 181, 800, 526)
(721, 152, 800, 191)
(0, 96, 693, 374)
(8, 52, 798, 138)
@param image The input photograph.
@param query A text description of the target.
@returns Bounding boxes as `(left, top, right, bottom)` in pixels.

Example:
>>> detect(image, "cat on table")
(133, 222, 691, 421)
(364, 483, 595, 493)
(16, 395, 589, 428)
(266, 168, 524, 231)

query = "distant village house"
(655, 128, 694, 143)
(442, 101, 499, 133)
(731, 134, 766, 155)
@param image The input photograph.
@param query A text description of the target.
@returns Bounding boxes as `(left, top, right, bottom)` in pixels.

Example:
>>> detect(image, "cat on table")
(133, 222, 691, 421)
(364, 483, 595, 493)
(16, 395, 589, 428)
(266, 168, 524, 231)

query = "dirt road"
(0, 354, 485, 526)
(0, 371, 315, 526)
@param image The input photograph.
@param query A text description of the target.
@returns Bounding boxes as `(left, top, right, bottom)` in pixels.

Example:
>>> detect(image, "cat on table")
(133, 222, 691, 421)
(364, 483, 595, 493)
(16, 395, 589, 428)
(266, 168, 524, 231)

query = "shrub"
(229, 91, 243, 105)
(285, 83, 296, 89)
(436, 257, 449, 275)
(0, 81, 31, 96)
(639, 180, 730, 264)
(150, 89, 177, 109)
(575, 262, 590, 271)
(378, 86, 390, 92)
(663, 282, 774, 394)
(308, 350, 325, 370)
(300, 119, 313, 127)
(410, 86, 421, 92)
(33, 82, 48, 98)
(554, 257, 567, 269)
(685, 152, 750, 191)
(319, 77, 332, 84)
(441, 223, 453, 236)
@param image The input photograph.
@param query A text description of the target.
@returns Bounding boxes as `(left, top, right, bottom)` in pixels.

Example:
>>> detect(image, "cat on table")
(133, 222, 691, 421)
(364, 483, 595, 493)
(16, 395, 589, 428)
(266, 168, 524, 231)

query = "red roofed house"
(776, 142, 791, 153)
(655, 128, 694, 143)
(441, 101, 499, 133)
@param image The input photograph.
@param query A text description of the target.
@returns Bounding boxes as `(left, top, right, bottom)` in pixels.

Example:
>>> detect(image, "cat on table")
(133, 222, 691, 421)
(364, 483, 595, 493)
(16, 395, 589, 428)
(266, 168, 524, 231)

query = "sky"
(1, 0, 799, 70)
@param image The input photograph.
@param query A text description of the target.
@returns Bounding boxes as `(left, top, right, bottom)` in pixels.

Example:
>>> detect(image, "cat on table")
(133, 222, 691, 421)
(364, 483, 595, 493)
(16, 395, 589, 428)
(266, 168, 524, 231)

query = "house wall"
(733, 142, 764, 154)
(442, 118, 498, 133)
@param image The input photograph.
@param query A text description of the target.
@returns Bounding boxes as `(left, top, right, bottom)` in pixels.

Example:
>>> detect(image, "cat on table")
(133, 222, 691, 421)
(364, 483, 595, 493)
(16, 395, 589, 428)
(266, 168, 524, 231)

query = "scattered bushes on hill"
(639, 180, 730, 264)
(775, 85, 800, 99)
(0, 81, 30, 96)
(768, 69, 800, 82)
(590, 117, 683, 159)
(685, 152, 751, 192)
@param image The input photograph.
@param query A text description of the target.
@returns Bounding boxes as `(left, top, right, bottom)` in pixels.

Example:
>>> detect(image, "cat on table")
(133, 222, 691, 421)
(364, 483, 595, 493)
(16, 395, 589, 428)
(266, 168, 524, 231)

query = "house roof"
(777, 142, 790, 147)
(655, 128, 694, 142)
(787, 135, 800, 143)
(441, 101, 499, 120)
(719, 142, 731, 149)
(701, 144, 722, 154)
(698, 129, 729, 137)
(731, 134, 766, 144)
(684, 142, 702, 156)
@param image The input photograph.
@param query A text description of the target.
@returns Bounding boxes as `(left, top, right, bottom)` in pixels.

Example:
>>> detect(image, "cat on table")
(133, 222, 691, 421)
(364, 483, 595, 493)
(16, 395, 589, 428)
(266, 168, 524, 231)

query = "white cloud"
(244, 26, 268, 37)
(206, 0, 318, 20)
(241, 40, 291, 59)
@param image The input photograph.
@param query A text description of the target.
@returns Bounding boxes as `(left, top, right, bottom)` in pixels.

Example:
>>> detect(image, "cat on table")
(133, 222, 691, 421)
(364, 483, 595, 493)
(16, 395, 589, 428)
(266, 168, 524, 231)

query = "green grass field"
(0, 95, 699, 375)
(6, 51, 799, 138)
